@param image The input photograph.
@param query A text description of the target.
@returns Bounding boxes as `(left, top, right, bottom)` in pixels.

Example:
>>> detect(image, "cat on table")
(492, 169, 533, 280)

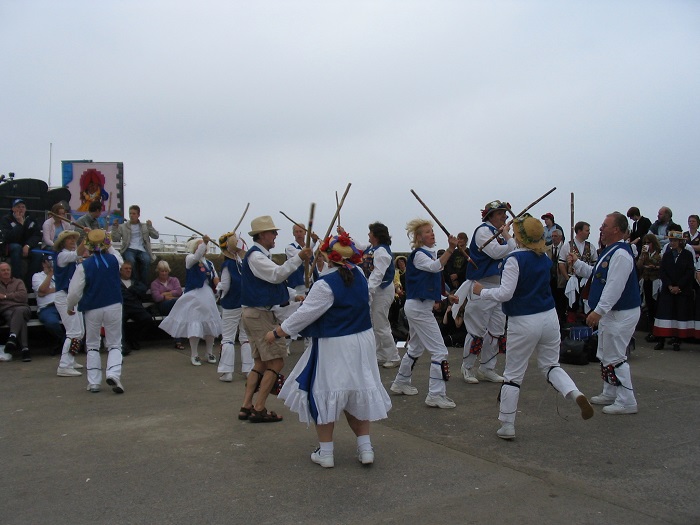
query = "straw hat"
(219, 232, 246, 259)
(512, 214, 546, 254)
(186, 237, 204, 254)
(481, 200, 510, 220)
(248, 216, 279, 236)
(54, 230, 81, 252)
(319, 232, 363, 268)
(85, 229, 112, 252)
(667, 230, 684, 241)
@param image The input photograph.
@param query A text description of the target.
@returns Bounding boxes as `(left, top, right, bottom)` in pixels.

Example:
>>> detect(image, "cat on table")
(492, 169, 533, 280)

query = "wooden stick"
(315, 183, 352, 259)
(165, 216, 221, 248)
(279, 211, 305, 230)
(410, 189, 477, 269)
(570, 192, 575, 241)
(232, 202, 250, 235)
(478, 187, 557, 251)
(304, 203, 316, 288)
(48, 210, 87, 231)
(335, 191, 341, 228)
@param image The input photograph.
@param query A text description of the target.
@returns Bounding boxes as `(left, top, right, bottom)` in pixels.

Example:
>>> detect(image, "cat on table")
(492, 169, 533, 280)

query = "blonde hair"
(156, 260, 171, 273)
(405, 218, 433, 249)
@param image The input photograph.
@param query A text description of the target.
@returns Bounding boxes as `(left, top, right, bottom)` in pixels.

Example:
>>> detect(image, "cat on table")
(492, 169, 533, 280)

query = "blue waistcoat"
(301, 267, 372, 338)
(54, 251, 77, 293)
(286, 243, 305, 288)
(466, 223, 506, 280)
(501, 251, 555, 317)
(78, 253, 122, 312)
(363, 244, 395, 289)
(241, 246, 289, 308)
(220, 258, 242, 310)
(406, 248, 441, 301)
(588, 242, 641, 312)
(184, 258, 214, 293)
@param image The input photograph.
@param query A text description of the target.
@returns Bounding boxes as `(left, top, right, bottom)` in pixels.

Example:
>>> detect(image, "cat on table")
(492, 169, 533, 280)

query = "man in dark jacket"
(627, 206, 652, 255)
(0, 198, 43, 285)
(650, 206, 681, 248)
(119, 260, 153, 353)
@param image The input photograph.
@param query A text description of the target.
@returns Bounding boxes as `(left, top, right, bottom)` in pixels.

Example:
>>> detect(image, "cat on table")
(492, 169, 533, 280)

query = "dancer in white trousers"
(570, 212, 641, 415)
(53, 230, 86, 377)
(474, 214, 594, 440)
(390, 218, 458, 409)
(216, 232, 252, 382)
(67, 229, 125, 394)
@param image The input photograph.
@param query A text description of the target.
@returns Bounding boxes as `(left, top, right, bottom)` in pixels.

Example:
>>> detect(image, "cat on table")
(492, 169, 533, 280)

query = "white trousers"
(498, 309, 578, 424)
(394, 299, 449, 396)
(218, 307, 253, 374)
(461, 281, 506, 371)
(597, 307, 639, 407)
(55, 290, 85, 369)
(85, 303, 123, 386)
(371, 283, 399, 363)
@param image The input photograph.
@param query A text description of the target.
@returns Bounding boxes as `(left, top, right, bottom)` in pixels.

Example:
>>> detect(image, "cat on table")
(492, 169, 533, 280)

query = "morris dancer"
(390, 219, 458, 409)
(460, 200, 515, 384)
(267, 232, 391, 467)
(473, 214, 593, 440)
(66, 230, 125, 394)
(216, 232, 252, 381)
(569, 212, 641, 415)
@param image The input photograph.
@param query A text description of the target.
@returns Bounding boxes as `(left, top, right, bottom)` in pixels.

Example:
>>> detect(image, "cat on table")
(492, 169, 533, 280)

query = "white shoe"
(358, 448, 374, 465)
(382, 360, 400, 369)
(72, 362, 84, 369)
(602, 403, 638, 415)
(425, 393, 456, 409)
(390, 382, 418, 396)
(219, 372, 233, 382)
(310, 449, 334, 468)
(461, 364, 479, 384)
(207, 354, 217, 364)
(590, 394, 616, 405)
(86, 384, 100, 393)
(191, 356, 202, 366)
(106, 376, 124, 394)
(0, 352, 12, 362)
(497, 423, 515, 440)
(476, 368, 504, 383)
(57, 367, 81, 377)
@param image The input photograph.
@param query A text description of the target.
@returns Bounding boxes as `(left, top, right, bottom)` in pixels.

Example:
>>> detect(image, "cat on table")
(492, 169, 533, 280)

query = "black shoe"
(654, 341, 665, 350)
(672, 343, 681, 351)
(21, 349, 31, 362)
(129, 340, 141, 351)
(5, 334, 18, 353)
(645, 333, 656, 343)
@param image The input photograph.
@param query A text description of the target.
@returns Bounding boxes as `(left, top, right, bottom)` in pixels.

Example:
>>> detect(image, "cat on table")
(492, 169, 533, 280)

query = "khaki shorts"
(241, 307, 287, 362)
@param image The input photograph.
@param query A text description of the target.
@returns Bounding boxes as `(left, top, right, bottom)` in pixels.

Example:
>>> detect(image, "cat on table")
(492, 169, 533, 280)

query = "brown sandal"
(238, 407, 252, 421)
(248, 408, 283, 423)
(174, 342, 185, 350)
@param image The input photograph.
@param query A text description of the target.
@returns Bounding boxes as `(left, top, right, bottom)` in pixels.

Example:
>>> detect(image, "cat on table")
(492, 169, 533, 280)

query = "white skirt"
(279, 328, 392, 425)
(159, 286, 222, 339)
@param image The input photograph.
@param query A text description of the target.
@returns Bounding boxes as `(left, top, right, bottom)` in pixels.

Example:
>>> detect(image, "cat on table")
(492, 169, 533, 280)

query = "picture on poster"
(62, 161, 123, 226)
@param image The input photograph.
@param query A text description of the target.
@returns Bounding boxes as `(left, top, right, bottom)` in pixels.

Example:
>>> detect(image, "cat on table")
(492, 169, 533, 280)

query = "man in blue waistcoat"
(569, 212, 640, 414)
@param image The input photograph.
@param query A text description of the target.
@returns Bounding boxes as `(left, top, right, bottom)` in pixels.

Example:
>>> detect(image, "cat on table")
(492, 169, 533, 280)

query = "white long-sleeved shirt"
(475, 221, 517, 262)
(573, 243, 634, 316)
(368, 245, 392, 293)
(478, 248, 524, 304)
(66, 248, 123, 312)
(248, 242, 302, 284)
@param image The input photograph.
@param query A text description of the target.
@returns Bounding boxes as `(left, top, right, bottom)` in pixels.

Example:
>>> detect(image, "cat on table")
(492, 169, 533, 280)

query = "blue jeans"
(122, 248, 152, 286)
(38, 304, 65, 343)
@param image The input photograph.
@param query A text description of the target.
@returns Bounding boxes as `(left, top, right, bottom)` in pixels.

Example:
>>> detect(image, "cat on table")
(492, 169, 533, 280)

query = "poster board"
(62, 161, 123, 225)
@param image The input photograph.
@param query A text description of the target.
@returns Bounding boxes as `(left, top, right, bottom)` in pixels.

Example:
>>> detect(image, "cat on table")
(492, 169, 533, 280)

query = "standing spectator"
(558, 221, 597, 320)
(111, 205, 159, 286)
(270, 233, 391, 467)
(652, 231, 695, 351)
(541, 213, 564, 246)
(473, 214, 593, 439)
(119, 261, 154, 353)
(42, 202, 75, 249)
(0, 198, 43, 285)
(150, 260, 184, 349)
(390, 218, 458, 409)
(547, 229, 567, 323)
(650, 206, 681, 248)
(683, 214, 700, 260)
(443, 232, 470, 291)
(388, 255, 407, 334)
(626, 206, 652, 254)
(637, 233, 663, 342)
(67, 229, 125, 394)
(31, 254, 65, 354)
(216, 232, 253, 382)
(569, 212, 640, 415)
(0, 262, 32, 362)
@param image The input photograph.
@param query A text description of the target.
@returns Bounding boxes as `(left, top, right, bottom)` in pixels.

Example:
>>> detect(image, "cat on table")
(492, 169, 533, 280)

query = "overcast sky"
(2, 1, 698, 252)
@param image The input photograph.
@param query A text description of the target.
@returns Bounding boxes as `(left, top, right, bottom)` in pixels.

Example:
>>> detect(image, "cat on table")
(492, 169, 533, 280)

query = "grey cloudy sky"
(2, 1, 698, 252)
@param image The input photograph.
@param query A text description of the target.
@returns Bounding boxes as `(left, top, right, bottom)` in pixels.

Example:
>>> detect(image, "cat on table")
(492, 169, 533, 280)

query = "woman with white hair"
(150, 260, 184, 349)
(159, 236, 222, 365)
(473, 214, 594, 440)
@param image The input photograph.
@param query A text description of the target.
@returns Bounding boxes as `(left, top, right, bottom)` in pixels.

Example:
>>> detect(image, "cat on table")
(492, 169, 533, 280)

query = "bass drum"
(45, 187, 73, 211)
(0, 178, 49, 212)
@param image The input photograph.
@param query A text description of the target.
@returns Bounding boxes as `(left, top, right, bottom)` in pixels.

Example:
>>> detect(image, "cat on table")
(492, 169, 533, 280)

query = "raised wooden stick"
(304, 203, 316, 288)
(232, 202, 250, 235)
(315, 183, 352, 259)
(570, 192, 575, 241)
(478, 187, 557, 252)
(48, 210, 87, 231)
(335, 191, 341, 228)
(165, 216, 221, 248)
(410, 189, 477, 269)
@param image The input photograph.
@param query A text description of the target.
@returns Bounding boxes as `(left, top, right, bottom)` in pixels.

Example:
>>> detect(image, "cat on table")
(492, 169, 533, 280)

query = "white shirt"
(479, 248, 525, 304)
(128, 223, 145, 251)
(32, 271, 56, 310)
(573, 242, 634, 316)
(67, 248, 123, 312)
(368, 245, 392, 293)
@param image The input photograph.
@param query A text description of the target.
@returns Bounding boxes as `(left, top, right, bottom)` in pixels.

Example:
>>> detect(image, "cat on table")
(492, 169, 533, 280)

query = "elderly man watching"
(0, 262, 32, 362)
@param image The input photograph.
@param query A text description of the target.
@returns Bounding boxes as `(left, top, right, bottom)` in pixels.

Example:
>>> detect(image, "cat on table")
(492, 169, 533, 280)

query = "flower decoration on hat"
(481, 200, 510, 220)
(85, 229, 112, 253)
(512, 213, 546, 254)
(319, 231, 363, 269)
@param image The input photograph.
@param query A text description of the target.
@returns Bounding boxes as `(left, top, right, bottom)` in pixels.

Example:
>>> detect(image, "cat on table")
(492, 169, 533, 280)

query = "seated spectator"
(0, 198, 43, 286)
(42, 202, 75, 249)
(31, 254, 65, 354)
(150, 260, 184, 350)
(111, 205, 159, 286)
(0, 262, 32, 361)
(74, 201, 104, 244)
(120, 260, 154, 353)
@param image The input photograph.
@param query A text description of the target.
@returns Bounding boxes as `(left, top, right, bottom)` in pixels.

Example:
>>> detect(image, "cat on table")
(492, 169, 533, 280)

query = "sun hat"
(512, 213, 546, 254)
(219, 232, 246, 259)
(85, 229, 112, 253)
(481, 200, 510, 220)
(319, 232, 363, 269)
(54, 230, 81, 252)
(248, 216, 280, 236)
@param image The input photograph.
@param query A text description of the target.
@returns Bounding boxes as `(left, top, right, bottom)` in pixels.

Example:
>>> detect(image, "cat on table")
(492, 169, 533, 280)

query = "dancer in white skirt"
(268, 232, 391, 468)
(216, 232, 252, 381)
(473, 214, 594, 440)
(160, 236, 222, 366)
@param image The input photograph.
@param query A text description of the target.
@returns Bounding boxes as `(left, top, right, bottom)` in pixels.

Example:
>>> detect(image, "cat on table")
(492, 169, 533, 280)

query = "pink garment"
(150, 276, 183, 303)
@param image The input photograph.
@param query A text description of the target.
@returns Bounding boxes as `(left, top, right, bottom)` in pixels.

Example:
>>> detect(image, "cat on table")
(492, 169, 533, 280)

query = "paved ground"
(1, 333, 698, 525)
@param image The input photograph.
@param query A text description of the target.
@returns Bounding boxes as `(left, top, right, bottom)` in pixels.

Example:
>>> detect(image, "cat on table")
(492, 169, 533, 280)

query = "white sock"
(318, 441, 334, 455)
(189, 337, 199, 358)
(566, 389, 583, 401)
(357, 435, 372, 452)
